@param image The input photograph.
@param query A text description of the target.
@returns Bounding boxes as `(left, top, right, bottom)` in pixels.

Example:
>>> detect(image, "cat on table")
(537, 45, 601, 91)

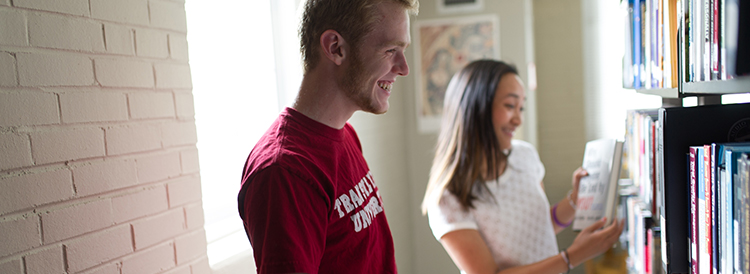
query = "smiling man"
(237, 0, 419, 273)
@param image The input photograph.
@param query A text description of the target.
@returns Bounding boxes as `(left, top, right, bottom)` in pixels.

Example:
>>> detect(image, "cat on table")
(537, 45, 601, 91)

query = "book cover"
(573, 138, 624, 231)
(704, 144, 714, 274)
(655, 103, 750, 273)
(698, 146, 709, 274)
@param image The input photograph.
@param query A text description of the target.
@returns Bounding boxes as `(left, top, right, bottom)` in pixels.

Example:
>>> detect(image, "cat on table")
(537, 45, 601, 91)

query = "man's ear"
(320, 30, 348, 66)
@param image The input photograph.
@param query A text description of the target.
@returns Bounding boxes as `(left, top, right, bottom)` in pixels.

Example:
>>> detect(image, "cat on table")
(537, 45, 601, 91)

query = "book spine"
(635, 0, 643, 88)
(705, 144, 713, 274)
(712, 0, 720, 79)
(691, 147, 699, 274)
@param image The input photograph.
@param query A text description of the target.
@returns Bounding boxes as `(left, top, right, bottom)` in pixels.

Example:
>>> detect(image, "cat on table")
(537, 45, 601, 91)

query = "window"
(185, 0, 302, 266)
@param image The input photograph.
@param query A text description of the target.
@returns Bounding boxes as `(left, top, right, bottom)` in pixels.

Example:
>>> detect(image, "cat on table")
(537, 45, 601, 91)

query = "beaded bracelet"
(560, 249, 573, 273)
(551, 203, 573, 228)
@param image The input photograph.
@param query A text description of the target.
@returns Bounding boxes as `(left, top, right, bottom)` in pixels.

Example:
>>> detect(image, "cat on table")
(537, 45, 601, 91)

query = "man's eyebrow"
(382, 40, 409, 48)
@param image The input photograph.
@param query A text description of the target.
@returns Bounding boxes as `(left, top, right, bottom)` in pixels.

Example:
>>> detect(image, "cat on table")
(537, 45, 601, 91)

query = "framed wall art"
(412, 14, 500, 133)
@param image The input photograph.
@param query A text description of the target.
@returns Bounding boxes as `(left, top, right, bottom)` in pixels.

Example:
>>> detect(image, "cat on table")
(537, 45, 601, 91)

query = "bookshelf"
(619, 0, 750, 273)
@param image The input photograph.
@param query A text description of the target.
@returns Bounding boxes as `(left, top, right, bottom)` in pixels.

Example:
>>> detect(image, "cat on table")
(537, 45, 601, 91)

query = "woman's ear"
(320, 29, 348, 66)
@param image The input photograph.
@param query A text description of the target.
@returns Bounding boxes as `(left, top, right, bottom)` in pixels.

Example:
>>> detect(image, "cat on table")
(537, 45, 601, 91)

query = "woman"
(422, 60, 624, 274)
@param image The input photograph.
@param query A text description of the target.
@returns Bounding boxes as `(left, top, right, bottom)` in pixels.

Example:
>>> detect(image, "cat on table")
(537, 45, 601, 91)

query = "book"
(655, 103, 750, 273)
(573, 138, 624, 231)
(690, 146, 700, 274)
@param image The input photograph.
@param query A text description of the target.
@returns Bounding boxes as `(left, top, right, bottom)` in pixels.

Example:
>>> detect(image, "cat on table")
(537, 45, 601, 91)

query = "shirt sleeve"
(240, 165, 329, 274)
(426, 190, 478, 240)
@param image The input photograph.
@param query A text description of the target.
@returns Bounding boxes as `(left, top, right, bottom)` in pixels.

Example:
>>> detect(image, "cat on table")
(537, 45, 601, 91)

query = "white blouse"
(427, 140, 559, 272)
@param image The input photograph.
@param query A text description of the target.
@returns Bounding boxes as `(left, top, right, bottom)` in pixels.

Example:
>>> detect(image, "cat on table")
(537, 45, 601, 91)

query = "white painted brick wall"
(112, 185, 169, 223)
(167, 175, 202, 207)
(28, 13, 105, 52)
(0, 1, 207, 273)
(40, 199, 114, 243)
(149, 0, 188, 32)
(90, 0, 149, 26)
(0, 169, 74, 215)
(131, 208, 185, 249)
(64, 225, 133, 272)
(0, 133, 33, 171)
(30, 127, 106, 164)
(121, 242, 176, 274)
(0, 9, 28, 46)
(0, 52, 17, 86)
(94, 58, 154, 88)
(17, 53, 95, 86)
(71, 159, 138, 196)
(0, 259, 23, 274)
(135, 28, 169, 58)
(105, 123, 162, 155)
(103, 23, 135, 55)
(128, 91, 175, 119)
(0, 91, 59, 126)
(24, 245, 64, 274)
(14, 0, 89, 16)
(0, 216, 41, 257)
(60, 92, 129, 123)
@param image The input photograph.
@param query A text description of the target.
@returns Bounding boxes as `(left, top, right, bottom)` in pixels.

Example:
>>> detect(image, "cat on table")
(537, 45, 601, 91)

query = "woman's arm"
(439, 229, 569, 274)
(550, 167, 588, 234)
(440, 217, 623, 274)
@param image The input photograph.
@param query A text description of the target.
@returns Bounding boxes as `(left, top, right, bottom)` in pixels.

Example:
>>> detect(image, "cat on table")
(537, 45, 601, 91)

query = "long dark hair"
(422, 59, 519, 213)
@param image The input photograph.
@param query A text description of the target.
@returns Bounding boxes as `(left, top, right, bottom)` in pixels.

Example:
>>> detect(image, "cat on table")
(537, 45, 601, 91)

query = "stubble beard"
(341, 49, 385, 114)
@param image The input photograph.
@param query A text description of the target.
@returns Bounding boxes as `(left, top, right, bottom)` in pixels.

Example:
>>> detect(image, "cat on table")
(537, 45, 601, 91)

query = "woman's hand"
(570, 167, 588, 204)
(565, 217, 624, 267)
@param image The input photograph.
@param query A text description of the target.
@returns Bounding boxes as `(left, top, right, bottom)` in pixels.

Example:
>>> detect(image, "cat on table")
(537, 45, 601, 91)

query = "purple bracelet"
(552, 204, 572, 227)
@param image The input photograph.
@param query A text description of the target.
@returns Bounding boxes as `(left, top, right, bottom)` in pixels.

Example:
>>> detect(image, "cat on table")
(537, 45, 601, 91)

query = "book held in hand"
(573, 138, 624, 231)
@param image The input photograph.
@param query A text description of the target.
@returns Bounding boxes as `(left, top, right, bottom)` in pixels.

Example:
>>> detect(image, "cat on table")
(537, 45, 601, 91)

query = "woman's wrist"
(566, 189, 578, 210)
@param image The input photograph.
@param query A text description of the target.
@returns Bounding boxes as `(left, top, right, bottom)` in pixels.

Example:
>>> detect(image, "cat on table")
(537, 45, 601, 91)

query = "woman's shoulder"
(510, 139, 538, 155)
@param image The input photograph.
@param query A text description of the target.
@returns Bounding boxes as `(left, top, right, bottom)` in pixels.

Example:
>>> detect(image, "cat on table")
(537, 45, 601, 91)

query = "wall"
(0, 1, 209, 274)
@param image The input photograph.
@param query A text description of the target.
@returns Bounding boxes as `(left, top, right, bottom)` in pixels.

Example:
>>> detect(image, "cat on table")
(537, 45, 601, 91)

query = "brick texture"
(121, 242, 176, 274)
(105, 123, 162, 155)
(112, 185, 169, 223)
(0, 169, 74, 215)
(90, 0, 149, 26)
(41, 199, 113, 243)
(0, 9, 28, 46)
(149, 1, 187, 32)
(154, 63, 192, 88)
(60, 92, 128, 124)
(14, 0, 89, 16)
(174, 229, 207, 264)
(0, 216, 41, 257)
(128, 92, 175, 119)
(0, 133, 33, 171)
(134, 28, 169, 59)
(136, 152, 182, 184)
(173, 93, 195, 119)
(28, 13, 105, 52)
(72, 159, 138, 196)
(64, 225, 133, 273)
(0, 52, 17, 86)
(0, 1, 206, 273)
(24, 245, 65, 274)
(17, 53, 95, 87)
(0, 91, 59, 126)
(131, 208, 185, 249)
(0, 259, 23, 274)
(103, 23, 135, 55)
(30, 127, 105, 165)
(94, 58, 154, 88)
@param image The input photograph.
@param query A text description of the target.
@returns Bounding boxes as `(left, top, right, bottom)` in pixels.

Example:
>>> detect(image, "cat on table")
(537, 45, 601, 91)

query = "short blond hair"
(299, 0, 419, 74)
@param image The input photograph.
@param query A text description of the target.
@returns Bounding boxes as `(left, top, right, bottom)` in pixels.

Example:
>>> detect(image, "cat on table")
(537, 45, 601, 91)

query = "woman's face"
(491, 74, 526, 151)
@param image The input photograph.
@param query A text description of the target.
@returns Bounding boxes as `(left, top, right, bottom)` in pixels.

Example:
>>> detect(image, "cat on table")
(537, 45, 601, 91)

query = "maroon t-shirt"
(238, 107, 397, 274)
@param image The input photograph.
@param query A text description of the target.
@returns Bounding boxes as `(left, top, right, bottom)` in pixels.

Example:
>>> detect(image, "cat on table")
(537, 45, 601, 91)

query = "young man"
(237, 0, 419, 273)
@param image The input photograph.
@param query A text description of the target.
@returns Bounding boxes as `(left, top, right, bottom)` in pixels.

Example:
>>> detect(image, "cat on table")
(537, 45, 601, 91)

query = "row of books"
(622, 0, 749, 89)
(619, 103, 750, 273)
(688, 144, 750, 274)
